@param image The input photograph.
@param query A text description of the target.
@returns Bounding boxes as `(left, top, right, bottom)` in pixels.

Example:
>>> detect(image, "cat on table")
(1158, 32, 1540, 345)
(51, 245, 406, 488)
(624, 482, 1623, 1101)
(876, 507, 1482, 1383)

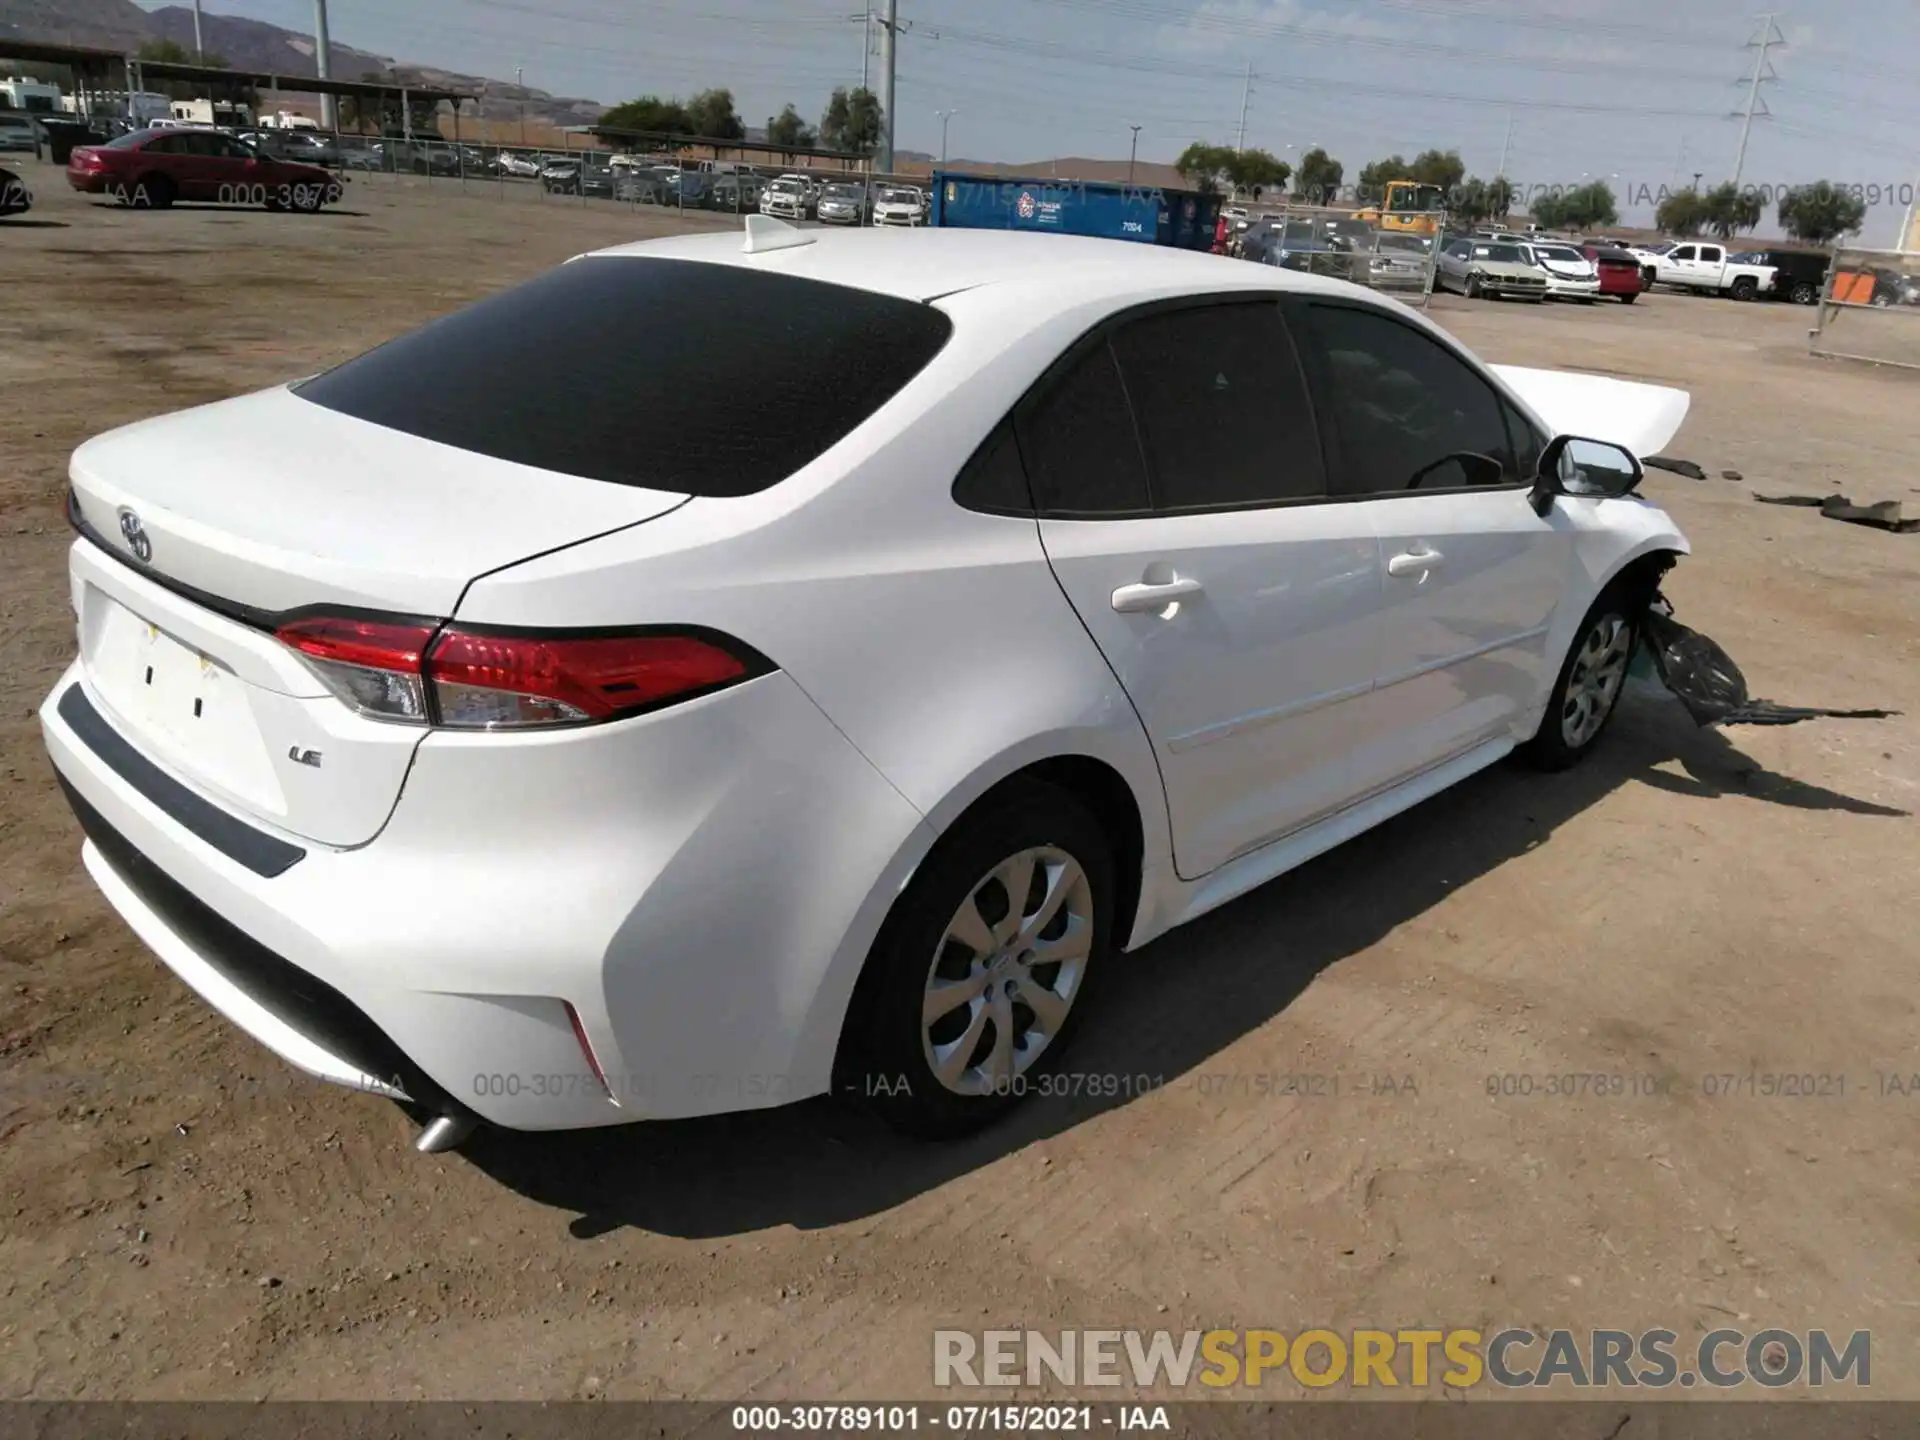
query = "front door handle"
(1111, 576, 1203, 614)
(1387, 549, 1443, 578)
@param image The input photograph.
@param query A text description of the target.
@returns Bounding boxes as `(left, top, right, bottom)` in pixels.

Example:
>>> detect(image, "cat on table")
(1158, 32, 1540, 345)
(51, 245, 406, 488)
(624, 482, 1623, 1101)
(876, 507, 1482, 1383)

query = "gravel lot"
(3, 164, 1918, 1400)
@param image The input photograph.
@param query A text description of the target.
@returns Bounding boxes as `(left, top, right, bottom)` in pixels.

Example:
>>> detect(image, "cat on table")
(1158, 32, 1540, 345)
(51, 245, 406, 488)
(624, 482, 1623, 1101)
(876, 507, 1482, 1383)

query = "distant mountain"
(0, 0, 605, 127)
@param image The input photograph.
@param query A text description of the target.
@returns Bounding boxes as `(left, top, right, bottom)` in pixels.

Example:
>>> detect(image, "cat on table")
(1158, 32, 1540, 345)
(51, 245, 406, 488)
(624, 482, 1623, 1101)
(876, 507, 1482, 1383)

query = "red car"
(68, 127, 344, 212)
(1580, 243, 1646, 303)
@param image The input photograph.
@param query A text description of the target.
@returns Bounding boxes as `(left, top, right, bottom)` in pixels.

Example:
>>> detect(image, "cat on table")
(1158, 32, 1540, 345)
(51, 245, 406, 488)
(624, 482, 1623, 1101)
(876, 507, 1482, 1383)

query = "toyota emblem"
(118, 507, 152, 564)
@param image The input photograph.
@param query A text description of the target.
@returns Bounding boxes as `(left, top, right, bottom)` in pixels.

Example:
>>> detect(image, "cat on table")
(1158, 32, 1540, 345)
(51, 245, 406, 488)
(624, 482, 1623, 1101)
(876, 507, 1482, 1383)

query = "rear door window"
(1108, 301, 1325, 509)
(1015, 341, 1151, 516)
(294, 257, 954, 496)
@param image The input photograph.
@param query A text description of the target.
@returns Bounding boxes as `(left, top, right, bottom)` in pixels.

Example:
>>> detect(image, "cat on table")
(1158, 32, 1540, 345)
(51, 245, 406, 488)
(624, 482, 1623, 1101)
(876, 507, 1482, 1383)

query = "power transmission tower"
(1728, 12, 1784, 190)
(876, 0, 897, 171)
(1235, 62, 1252, 151)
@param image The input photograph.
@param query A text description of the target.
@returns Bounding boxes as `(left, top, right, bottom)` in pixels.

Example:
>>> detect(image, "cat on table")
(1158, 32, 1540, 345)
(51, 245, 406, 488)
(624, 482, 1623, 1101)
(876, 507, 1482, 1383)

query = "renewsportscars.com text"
(933, 1327, 1870, 1390)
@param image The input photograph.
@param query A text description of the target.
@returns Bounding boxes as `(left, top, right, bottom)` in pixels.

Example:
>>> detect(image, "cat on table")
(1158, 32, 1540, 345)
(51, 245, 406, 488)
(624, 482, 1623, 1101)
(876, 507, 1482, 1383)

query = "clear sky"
(140, 0, 1920, 240)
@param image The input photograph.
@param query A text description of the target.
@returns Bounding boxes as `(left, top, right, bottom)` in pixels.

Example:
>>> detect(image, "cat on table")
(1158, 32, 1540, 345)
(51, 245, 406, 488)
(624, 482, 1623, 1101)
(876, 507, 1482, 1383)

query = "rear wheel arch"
(829, 753, 1151, 1094)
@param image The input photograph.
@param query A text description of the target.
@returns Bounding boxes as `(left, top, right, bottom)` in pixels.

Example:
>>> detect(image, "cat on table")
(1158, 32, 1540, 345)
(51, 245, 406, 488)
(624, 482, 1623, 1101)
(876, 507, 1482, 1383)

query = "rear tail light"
(275, 614, 766, 730)
(277, 615, 436, 722)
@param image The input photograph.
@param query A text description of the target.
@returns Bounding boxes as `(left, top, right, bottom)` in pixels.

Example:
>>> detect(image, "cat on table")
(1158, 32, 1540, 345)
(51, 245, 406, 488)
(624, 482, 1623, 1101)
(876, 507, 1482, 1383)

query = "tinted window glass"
(1671, 246, 1696, 261)
(295, 257, 953, 496)
(1304, 303, 1517, 495)
(1110, 302, 1324, 508)
(1500, 399, 1546, 480)
(1700, 246, 1723, 263)
(951, 421, 1033, 514)
(1017, 341, 1150, 515)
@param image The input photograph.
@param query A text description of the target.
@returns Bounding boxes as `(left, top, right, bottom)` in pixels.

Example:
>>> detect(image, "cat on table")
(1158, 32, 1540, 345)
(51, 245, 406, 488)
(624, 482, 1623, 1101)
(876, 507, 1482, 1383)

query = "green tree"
(1356, 154, 1411, 203)
(1174, 141, 1235, 194)
(1408, 147, 1465, 193)
(1442, 175, 1520, 225)
(1702, 181, 1761, 240)
(767, 103, 815, 150)
(1532, 180, 1617, 231)
(1293, 146, 1342, 203)
(819, 86, 881, 154)
(1778, 181, 1866, 245)
(1486, 175, 1516, 223)
(1222, 147, 1290, 197)
(684, 87, 743, 140)
(600, 94, 692, 136)
(1655, 188, 1709, 236)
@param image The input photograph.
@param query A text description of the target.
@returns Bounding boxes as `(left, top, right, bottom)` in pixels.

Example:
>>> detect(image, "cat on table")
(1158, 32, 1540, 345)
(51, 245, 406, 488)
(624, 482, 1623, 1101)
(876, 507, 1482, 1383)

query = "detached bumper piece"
(1639, 597, 1899, 728)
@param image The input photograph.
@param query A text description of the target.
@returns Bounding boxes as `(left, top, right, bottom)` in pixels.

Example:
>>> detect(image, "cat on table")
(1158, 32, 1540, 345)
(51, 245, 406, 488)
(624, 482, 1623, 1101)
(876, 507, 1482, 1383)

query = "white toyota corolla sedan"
(40, 218, 1690, 1150)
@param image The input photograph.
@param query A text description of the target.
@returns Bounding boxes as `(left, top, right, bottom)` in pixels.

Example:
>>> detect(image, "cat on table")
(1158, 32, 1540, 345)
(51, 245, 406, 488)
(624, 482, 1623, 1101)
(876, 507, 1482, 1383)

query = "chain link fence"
(1809, 245, 1920, 369)
(1227, 201, 1440, 307)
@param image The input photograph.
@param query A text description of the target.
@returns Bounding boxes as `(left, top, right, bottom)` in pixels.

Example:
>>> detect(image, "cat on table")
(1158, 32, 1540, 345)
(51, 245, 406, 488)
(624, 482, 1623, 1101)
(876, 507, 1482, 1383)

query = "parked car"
(816, 182, 867, 225)
(333, 142, 384, 172)
(1731, 248, 1830, 305)
(540, 158, 614, 197)
(1436, 239, 1550, 301)
(0, 164, 31, 216)
(67, 128, 343, 211)
(872, 185, 924, 227)
(761, 174, 812, 219)
(710, 172, 767, 210)
(494, 151, 542, 178)
(1579, 243, 1647, 303)
(1515, 240, 1602, 302)
(243, 129, 338, 168)
(41, 227, 1692, 1149)
(1644, 241, 1776, 300)
(0, 111, 37, 153)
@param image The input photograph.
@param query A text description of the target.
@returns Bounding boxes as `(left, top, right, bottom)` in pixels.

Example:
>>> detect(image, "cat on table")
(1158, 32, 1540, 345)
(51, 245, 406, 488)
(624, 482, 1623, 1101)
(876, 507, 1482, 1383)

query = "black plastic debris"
(1643, 455, 1708, 480)
(1754, 492, 1920, 532)
(1638, 598, 1898, 728)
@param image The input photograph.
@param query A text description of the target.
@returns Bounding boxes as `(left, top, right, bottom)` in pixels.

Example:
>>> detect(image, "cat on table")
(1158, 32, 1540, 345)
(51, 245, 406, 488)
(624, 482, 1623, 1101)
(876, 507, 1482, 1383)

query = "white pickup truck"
(1644, 240, 1777, 301)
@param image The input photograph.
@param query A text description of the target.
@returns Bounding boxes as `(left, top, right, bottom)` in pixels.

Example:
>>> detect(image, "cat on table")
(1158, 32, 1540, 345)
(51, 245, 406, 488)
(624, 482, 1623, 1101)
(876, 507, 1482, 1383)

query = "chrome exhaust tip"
(415, 1114, 478, 1154)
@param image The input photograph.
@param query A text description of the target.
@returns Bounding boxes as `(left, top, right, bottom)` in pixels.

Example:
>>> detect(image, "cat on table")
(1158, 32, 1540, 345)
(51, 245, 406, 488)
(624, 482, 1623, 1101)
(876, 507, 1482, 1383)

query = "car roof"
(586, 226, 1369, 306)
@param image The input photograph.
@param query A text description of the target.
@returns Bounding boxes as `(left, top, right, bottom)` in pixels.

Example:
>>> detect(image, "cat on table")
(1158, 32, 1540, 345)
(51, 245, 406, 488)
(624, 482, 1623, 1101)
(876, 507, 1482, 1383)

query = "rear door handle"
(1111, 577, 1203, 614)
(1387, 549, 1443, 577)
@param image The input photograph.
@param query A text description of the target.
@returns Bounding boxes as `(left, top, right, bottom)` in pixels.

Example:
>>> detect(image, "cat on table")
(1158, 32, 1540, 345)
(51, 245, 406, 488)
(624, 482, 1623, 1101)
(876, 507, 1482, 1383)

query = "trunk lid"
(67, 385, 687, 848)
(70, 385, 687, 617)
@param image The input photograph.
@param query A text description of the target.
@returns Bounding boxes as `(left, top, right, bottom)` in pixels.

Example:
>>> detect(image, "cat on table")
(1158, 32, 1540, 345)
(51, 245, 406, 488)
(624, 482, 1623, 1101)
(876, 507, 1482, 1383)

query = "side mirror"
(1529, 434, 1644, 516)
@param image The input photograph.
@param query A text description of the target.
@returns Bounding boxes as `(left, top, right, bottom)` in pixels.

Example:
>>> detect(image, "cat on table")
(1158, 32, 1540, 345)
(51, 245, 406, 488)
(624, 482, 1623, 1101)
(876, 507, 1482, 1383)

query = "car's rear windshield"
(293, 256, 954, 497)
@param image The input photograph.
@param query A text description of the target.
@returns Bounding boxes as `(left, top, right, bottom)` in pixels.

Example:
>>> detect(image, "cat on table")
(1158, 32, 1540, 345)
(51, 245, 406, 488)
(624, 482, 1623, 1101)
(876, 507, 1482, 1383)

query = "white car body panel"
(1490, 365, 1690, 457)
(67, 385, 687, 616)
(39, 227, 1693, 1134)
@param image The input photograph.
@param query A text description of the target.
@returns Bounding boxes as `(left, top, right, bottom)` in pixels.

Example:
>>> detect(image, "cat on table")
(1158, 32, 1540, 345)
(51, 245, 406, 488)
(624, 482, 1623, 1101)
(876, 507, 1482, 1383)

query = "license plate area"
(81, 589, 284, 815)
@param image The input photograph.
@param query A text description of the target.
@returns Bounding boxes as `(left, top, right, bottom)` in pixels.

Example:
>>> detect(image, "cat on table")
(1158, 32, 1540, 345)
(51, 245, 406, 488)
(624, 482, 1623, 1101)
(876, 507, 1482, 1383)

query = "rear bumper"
(41, 658, 934, 1131)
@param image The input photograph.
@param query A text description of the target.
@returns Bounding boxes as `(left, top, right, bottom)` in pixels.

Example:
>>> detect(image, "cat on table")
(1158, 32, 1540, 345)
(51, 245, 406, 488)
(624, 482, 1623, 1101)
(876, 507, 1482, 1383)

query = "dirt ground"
(2, 165, 1918, 1402)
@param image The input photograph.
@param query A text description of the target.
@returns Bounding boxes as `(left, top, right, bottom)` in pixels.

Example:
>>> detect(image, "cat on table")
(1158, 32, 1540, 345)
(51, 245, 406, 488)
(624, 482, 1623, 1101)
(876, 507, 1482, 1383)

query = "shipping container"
(930, 170, 1221, 251)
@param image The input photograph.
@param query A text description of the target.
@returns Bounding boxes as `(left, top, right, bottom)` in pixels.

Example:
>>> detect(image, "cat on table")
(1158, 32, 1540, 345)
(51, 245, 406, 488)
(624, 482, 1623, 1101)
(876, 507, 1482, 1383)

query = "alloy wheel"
(1561, 614, 1632, 749)
(921, 846, 1094, 1096)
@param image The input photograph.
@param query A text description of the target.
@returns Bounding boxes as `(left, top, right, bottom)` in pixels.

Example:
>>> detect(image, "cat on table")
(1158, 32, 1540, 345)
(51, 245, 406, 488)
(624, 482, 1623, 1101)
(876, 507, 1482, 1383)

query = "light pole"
(1128, 124, 1141, 184)
(936, 108, 956, 165)
(516, 65, 525, 147)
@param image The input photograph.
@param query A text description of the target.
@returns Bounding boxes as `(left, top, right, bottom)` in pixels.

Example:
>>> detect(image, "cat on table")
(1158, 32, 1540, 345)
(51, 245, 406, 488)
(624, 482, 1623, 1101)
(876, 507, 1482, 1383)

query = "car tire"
(1465, 275, 1483, 299)
(126, 174, 173, 209)
(1730, 276, 1757, 301)
(1620, 292, 1637, 304)
(843, 780, 1115, 1140)
(1790, 282, 1817, 305)
(1516, 583, 1647, 772)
